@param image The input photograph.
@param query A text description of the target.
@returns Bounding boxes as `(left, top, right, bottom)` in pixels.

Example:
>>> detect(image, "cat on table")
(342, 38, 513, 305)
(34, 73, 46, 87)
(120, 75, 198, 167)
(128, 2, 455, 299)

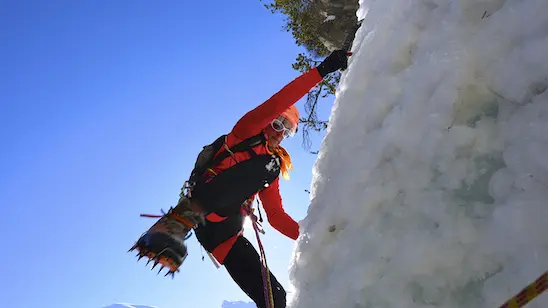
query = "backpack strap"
(210, 133, 265, 167)
(188, 132, 266, 185)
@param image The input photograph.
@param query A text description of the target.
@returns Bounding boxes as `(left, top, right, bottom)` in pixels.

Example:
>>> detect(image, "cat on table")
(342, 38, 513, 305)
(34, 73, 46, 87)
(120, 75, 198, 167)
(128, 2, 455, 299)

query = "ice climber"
(129, 49, 350, 308)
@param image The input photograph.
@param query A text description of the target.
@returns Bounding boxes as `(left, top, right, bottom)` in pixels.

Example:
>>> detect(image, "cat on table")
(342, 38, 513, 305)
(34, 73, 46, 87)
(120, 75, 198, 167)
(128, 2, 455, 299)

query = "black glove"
(316, 50, 351, 78)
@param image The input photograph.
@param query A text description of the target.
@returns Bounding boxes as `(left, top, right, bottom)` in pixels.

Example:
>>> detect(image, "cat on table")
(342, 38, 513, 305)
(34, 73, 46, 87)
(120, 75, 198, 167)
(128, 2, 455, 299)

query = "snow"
(323, 15, 336, 23)
(103, 304, 158, 308)
(221, 300, 256, 308)
(103, 300, 254, 308)
(287, 0, 548, 307)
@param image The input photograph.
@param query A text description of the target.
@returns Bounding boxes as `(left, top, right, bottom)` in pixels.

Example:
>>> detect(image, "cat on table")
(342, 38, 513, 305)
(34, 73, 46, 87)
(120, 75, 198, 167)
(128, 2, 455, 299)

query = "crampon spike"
(165, 270, 175, 279)
(129, 209, 193, 279)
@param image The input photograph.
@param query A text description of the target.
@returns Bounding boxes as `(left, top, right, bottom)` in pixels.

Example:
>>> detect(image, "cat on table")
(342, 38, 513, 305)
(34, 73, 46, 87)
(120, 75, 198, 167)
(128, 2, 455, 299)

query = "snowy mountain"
(103, 301, 254, 308)
(220, 300, 256, 308)
(103, 304, 158, 308)
(287, 0, 548, 307)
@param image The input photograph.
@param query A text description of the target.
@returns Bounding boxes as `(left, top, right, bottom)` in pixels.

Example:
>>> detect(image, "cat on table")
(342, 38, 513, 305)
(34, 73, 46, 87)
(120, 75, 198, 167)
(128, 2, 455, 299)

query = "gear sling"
(183, 132, 282, 252)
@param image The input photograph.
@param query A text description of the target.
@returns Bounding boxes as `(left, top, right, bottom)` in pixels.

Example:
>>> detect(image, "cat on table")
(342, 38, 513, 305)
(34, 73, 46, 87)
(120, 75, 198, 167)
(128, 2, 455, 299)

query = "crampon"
(128, 202, 203, 278)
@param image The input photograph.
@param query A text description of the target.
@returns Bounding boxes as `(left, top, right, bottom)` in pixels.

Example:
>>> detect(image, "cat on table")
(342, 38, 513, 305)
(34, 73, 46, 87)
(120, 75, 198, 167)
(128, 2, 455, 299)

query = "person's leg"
(223, 236, 287, 308)
(191, 154, 280, 216)
(130, 155, 281, 275)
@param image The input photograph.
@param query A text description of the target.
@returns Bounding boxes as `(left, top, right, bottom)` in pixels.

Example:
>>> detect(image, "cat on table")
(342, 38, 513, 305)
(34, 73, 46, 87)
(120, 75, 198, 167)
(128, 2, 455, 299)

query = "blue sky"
(1, 1, 333, 307)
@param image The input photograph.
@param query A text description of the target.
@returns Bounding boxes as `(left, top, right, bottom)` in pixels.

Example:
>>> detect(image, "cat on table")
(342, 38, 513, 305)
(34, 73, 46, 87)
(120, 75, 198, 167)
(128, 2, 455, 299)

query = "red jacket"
(206, 68, 323, 263)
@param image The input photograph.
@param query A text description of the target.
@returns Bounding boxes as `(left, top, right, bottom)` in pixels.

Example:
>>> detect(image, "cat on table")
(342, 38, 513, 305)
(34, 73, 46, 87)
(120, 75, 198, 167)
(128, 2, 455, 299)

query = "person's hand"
(316, 50, 352, 77)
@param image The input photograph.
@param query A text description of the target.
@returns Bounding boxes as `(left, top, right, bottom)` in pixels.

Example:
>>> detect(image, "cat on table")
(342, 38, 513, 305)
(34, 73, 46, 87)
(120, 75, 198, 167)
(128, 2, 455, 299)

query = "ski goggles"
(271, 116, 297, 138)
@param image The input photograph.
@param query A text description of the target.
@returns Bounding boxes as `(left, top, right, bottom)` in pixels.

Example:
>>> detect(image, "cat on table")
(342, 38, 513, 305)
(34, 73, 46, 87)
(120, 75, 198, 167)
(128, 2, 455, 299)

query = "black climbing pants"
(191, 152, 286, 307)
(224, 236, 287, 308)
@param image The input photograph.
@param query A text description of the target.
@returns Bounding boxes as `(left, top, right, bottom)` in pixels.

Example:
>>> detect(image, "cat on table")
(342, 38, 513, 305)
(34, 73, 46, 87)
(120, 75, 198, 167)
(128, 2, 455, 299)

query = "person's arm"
(231, 68, 323, 140)
(230, 49, 351, 140)
(258, 178, 299, 240)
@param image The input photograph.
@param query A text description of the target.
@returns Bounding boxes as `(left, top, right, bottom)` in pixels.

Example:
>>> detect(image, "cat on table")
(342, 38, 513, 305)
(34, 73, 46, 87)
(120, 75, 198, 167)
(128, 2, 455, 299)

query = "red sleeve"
(231, 68, 323, 139)
(258, 178, 299, 240)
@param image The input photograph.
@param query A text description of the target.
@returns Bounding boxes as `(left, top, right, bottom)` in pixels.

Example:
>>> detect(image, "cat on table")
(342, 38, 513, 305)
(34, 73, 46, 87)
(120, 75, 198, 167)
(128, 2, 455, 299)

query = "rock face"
(315, 0, 360, 51)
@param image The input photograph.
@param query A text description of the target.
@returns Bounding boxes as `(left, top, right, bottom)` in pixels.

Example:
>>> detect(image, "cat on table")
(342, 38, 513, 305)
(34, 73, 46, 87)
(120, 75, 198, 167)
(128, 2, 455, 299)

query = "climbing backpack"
(183, 132, 266, 196)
